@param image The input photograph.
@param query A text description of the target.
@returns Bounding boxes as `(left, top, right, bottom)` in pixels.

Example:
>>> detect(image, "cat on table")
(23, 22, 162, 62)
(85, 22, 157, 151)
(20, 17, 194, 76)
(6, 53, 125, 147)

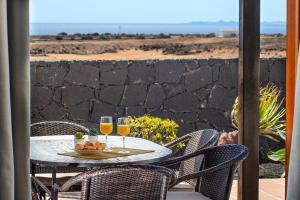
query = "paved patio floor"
(230, 178, 285, 200)
(57, 178, 285, 200)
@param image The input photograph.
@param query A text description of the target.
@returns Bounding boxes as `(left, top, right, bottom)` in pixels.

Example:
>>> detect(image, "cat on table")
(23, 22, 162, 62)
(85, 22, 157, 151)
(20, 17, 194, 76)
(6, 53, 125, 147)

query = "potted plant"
(88, 128, 98, 143)
(74, 131, 85, 146)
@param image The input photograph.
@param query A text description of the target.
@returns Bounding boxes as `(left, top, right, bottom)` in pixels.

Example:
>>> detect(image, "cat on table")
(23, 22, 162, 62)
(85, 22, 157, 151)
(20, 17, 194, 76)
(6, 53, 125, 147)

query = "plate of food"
(75, 141, 106, 155)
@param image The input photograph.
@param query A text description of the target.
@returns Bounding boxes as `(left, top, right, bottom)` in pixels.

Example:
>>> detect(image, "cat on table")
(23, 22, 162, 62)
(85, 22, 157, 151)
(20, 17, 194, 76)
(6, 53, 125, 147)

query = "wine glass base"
(118, 150, 130, 154)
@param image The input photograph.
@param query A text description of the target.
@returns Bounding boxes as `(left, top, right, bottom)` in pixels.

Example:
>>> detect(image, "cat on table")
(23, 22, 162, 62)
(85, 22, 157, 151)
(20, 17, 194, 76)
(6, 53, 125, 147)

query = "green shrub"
(136, 34, 145, 39)
(81, 35, 93, 40)
(55, 36, 63, 40)
(92, 32, 99, 36)
(158, 33, 171, 39)
(129, 115, 183, 149)
(58, 32, 68, 36)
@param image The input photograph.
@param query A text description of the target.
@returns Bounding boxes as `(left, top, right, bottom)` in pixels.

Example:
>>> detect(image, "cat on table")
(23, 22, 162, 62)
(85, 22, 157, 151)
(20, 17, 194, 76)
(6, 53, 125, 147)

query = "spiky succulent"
(231, 84, 286, 141)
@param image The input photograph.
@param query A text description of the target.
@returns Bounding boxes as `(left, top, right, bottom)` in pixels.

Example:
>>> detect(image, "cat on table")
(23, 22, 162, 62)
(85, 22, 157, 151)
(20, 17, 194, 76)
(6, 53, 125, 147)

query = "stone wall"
(30, 58, 286, 136)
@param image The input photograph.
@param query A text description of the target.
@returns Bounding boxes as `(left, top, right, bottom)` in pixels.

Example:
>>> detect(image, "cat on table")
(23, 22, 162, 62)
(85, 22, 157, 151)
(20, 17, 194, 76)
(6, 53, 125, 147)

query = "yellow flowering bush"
(129, 115, 184, 149)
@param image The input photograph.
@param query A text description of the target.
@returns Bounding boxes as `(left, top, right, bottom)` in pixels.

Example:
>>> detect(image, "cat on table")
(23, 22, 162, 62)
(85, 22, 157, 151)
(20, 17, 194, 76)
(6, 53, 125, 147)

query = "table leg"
(51, 167, 58, 200)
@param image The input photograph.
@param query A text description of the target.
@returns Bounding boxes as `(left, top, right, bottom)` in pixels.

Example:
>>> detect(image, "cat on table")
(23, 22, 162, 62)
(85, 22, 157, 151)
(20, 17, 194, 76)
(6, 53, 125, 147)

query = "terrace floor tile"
(54, 178, 285, 200)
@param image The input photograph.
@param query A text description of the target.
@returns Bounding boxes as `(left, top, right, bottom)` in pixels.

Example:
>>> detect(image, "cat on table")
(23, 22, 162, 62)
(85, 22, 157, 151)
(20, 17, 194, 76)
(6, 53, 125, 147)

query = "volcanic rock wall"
(31, 58, 285, 136)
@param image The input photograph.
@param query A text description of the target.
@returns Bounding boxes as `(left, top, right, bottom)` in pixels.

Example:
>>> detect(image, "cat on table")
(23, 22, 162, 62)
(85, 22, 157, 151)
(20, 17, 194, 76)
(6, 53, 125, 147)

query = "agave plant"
(231, 84, 286, 141)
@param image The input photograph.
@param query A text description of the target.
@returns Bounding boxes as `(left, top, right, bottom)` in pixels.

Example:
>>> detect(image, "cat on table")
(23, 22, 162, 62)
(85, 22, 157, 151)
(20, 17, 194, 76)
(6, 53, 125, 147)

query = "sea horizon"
(30, 21, 286, 36)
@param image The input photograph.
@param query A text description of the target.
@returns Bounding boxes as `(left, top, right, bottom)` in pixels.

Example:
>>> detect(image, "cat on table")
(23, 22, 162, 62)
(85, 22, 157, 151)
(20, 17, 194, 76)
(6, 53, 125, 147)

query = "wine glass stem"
(105, 135, 108, 146)
(123, 136, 125, 149)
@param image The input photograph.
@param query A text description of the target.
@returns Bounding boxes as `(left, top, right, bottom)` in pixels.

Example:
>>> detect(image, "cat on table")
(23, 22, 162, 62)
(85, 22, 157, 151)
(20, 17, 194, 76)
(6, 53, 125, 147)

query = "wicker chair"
(30, 121, 90, 189)
(32, 187, 40, 200)
(31, 177, 42, 200)
(32, 188, 40, 200)
(59, 165, 176, 200)
(31, 121, 89, 137)
(164, 144, 248, 200)
(162, 129, 219, 189)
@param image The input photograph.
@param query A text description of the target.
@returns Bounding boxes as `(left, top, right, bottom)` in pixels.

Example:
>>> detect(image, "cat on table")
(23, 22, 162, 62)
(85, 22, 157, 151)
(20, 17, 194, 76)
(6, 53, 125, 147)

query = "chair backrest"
(63, 165, 175, 200)
(179, 129, 219, 186)
(31, 121, 89, 136)
(198, 145, 248, 200)
(30, 121, 89, 174)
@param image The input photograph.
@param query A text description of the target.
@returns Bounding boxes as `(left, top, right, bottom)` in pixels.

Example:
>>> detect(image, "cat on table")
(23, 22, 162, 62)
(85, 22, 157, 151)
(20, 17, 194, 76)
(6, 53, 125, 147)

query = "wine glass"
(117, 117, 130, 153)
(99, 116, 113, 152)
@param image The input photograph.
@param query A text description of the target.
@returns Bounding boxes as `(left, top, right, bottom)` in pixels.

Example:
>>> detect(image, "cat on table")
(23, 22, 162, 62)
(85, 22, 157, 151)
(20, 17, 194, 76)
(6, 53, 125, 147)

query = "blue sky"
(30, 0, 286, 23)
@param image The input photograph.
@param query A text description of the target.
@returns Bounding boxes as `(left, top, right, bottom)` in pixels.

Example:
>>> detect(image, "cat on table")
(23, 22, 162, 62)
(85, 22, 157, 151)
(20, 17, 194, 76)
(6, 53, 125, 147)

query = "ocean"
(30, 22, 286, 36)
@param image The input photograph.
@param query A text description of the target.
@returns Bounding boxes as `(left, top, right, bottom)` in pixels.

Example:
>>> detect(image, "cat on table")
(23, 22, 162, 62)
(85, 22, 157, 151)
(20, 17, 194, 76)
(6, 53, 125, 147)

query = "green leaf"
(268, 148, 285, 163)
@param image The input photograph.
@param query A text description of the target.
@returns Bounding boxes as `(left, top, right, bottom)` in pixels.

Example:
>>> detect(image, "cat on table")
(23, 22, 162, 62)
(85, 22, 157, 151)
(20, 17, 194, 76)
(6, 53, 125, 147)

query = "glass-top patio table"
(30, 135, 172, 200)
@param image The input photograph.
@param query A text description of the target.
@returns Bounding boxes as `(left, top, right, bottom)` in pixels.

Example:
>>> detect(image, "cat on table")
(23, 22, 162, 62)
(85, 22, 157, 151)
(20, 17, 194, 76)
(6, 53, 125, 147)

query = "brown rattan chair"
(162, 129, 219, 189)
(31, 121, 89, 173)
(58, 165, 176, 200)
(32, 187, 40, 200)
(31, 177, 42, 200)
(30, 121, 90, 195)
(164, 144, 248, 200)
(31, 121, 89, 137)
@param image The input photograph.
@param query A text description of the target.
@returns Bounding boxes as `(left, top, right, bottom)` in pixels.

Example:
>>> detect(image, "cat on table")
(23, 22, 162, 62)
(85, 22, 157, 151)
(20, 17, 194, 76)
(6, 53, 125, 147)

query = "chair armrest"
(169, 159, 234, 188)
(160, 136, 222, 167)
(158, 145, 211, 166)
(164, 134, 190, 149)
(167, 145, 248, 188)
(160, 144, 248, 170)
(60, 171, 89, 192)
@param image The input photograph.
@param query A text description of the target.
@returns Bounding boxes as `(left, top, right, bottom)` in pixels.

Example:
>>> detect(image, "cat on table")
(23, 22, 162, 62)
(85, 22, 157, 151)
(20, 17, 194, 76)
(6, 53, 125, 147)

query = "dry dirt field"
(30, 35, 285, 61)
